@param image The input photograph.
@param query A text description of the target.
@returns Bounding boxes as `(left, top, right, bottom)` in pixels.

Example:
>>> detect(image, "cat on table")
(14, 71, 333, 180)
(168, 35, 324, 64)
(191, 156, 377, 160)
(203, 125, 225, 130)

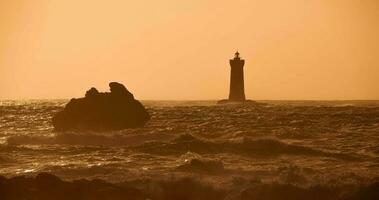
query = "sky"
(0, 0, 378, 100)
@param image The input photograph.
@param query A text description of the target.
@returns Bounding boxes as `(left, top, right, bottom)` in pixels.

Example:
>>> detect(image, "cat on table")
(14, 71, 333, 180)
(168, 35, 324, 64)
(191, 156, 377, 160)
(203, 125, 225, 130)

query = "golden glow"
(1, 0, 378, 100)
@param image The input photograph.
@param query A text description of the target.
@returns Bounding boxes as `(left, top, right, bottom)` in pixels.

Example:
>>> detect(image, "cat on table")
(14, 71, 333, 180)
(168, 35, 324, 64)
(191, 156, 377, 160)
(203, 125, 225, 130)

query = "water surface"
(1, 100, 378, 187)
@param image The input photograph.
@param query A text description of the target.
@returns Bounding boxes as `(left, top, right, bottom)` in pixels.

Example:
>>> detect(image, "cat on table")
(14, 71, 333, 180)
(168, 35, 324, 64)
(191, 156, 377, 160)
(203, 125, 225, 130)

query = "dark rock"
(85, 87, 99, 98)
(53, 82, 150, 131)
(109, 82, 134, 99)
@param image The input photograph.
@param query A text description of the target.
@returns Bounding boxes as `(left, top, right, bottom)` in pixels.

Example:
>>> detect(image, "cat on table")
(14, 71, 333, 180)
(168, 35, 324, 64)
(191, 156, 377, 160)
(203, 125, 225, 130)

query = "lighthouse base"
(217, 99, 265, 105)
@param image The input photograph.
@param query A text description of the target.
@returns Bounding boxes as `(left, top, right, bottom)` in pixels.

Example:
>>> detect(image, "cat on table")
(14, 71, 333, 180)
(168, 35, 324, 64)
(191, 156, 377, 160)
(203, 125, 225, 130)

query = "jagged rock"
(53, 82, 150, 131)
(85, 87, 99, 98)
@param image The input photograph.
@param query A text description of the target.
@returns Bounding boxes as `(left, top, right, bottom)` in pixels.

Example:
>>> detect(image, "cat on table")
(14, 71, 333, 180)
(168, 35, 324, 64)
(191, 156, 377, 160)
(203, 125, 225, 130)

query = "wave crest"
(6, 132, 173, 146)
(136, 134, 358, 160)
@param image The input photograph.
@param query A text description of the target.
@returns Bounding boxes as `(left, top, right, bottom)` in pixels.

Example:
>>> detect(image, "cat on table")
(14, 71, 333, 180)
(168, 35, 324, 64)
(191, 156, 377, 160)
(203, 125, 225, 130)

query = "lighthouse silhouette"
(228, 51, 246, 101)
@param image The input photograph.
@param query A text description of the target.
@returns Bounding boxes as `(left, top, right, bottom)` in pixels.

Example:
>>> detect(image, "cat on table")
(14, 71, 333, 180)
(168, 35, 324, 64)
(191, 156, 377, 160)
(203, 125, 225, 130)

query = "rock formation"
(52, 82, 150, 131)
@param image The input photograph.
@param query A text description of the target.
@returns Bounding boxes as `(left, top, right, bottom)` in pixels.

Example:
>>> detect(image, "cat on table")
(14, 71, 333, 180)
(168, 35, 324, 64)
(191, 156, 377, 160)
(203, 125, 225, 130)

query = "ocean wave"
(1, 173, 378, 200)
(1, 100, 378, 186)
(135, 134, 360, 160)
(6, 132, 174, 146)
(41, 164, 120, 178)
(0, 155, 15, 163)
(175, 158, 225, 174)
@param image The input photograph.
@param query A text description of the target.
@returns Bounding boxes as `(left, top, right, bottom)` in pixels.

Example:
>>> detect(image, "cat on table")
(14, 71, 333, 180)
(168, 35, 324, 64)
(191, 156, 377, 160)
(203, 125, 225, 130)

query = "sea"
(1, 100, 379, 199)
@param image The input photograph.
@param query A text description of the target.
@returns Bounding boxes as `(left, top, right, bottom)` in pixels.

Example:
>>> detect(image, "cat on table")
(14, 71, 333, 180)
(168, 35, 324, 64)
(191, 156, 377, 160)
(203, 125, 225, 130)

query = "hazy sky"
(1, 0, 378, 100)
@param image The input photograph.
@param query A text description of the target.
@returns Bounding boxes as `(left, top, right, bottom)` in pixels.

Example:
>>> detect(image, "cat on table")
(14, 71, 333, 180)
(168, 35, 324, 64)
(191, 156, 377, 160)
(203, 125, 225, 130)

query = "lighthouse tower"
(228, 51, 246, 101)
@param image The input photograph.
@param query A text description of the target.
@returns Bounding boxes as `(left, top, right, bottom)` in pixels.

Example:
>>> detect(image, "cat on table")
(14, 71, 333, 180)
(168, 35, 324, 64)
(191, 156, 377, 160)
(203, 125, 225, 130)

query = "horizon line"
(1, 98, 379, 101)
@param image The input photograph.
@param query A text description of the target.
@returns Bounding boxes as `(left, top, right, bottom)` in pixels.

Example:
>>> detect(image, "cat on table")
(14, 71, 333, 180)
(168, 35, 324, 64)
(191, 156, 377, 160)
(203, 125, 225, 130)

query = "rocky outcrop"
(52, 82, 150, 131)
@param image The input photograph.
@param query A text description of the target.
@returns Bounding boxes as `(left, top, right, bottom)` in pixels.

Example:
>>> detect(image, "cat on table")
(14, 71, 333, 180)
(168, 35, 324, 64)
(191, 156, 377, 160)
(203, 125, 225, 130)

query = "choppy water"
(1, 100, 379, 196)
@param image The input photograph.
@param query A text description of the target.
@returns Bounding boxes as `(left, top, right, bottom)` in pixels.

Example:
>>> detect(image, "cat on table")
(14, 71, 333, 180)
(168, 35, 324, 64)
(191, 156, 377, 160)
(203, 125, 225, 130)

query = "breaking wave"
(135, 134, 360, 160)
(6, 133, 361, 161)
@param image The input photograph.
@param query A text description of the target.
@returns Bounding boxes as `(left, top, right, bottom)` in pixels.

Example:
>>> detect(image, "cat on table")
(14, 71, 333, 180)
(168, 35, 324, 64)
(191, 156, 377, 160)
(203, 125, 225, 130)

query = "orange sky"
(1, 0, 378, 100)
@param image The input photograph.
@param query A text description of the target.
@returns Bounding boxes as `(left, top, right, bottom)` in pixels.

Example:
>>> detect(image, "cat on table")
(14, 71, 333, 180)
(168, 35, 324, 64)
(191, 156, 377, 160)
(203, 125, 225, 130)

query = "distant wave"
(7, 132, 174, 146)
(175, 158, 225, 174)
(6, 133, 361, 161)
(0, 155, 15, 163)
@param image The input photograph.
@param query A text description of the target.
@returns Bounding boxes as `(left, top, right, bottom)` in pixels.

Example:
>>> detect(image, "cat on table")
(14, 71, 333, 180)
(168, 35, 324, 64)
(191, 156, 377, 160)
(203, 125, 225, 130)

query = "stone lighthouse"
(228, 51, 246, 101)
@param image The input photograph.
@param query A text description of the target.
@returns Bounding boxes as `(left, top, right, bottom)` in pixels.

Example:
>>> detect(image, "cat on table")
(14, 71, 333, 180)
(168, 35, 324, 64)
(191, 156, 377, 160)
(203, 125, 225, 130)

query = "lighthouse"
(228, 51, 246, 101)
